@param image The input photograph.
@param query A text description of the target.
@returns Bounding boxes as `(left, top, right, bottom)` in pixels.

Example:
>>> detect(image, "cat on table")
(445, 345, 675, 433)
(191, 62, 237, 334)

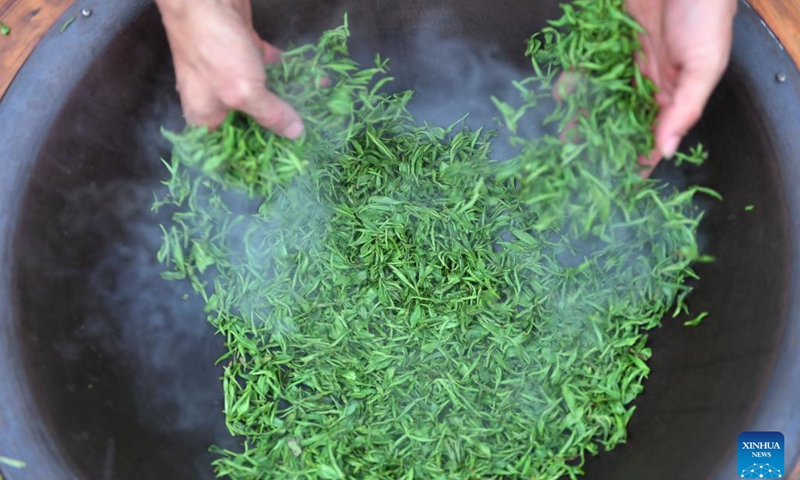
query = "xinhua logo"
(738, 431, 784, 478)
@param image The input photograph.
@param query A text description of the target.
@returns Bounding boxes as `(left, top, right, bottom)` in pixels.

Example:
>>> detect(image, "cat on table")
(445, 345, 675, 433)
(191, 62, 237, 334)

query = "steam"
(56, 8, 710, 476)
(396, 12, 548, 160)
(74, 180, 229, 439)
(57, 86, 237, 479)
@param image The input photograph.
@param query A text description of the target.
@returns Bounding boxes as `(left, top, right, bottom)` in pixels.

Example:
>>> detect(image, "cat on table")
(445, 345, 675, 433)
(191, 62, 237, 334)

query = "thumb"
(260, 40, 283, 64)
(655, 62, 719, 158)
(237, 84, 304, 139)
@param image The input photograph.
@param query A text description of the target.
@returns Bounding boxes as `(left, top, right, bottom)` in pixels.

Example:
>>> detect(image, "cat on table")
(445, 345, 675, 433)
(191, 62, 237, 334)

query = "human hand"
(155, 0, 303, 138)
(626, 0, 737, 171)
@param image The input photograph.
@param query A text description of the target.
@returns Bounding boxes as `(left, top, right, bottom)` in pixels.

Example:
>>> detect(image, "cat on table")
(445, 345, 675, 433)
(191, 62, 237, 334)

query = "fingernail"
(661, 135, 680, 159)
(284, 121, 304, 140)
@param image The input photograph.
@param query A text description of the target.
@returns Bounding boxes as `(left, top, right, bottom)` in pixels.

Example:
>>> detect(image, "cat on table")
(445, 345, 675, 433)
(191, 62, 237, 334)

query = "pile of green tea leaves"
(154, 0, 715, 478)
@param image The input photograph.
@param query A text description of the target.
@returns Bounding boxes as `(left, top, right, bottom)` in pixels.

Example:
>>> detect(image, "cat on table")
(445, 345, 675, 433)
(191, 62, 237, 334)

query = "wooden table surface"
(0, 0, 72, 98)
(1, 0, 799, 100)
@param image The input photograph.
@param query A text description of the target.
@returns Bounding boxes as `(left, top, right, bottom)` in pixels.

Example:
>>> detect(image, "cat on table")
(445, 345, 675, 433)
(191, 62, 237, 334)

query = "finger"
(634, 51, 651, 83)
(241, 0, 254, 28)
(260, 40, 283, 64)
(637, 149, 662, 179)
(178, 82, 228, 130)
(183, 100, 228, 130)
(553, 70, 581, 102)
(250, 32, 283, 64)
(626, 0, 667, 87)
(655, 62, 720, 158)
(235, 84, 304, 139)
(641, 35, 677, 96)
(654, 90, 672, 107)
(559, 117, 579, 143)
(635, 37, 661, 86)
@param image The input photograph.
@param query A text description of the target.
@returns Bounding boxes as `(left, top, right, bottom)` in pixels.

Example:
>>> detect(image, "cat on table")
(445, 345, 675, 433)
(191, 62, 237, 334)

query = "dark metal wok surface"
(1, 1, 800, 479)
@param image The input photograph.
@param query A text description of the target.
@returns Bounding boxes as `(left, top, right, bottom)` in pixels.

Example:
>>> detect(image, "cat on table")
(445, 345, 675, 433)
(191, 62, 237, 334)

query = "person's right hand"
(155, 0, 304, 138)
(626, 0, 737, 172)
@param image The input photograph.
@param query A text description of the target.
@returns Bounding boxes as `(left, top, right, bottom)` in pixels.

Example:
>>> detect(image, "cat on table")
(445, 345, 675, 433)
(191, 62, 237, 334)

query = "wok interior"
(9, 1, 789, 478)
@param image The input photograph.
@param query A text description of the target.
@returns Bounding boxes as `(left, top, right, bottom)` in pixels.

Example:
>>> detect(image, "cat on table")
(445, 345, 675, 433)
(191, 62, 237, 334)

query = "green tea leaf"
(154, 2, 715, 479)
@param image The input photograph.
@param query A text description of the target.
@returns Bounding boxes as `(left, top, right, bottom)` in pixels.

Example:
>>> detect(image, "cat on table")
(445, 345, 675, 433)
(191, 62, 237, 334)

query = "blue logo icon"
(738, 431, 784, 478)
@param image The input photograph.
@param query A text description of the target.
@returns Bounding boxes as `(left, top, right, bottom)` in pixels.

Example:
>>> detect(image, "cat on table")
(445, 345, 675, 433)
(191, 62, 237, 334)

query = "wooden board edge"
(746, 0, 800, 69)
(0, 0, 75, 100)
